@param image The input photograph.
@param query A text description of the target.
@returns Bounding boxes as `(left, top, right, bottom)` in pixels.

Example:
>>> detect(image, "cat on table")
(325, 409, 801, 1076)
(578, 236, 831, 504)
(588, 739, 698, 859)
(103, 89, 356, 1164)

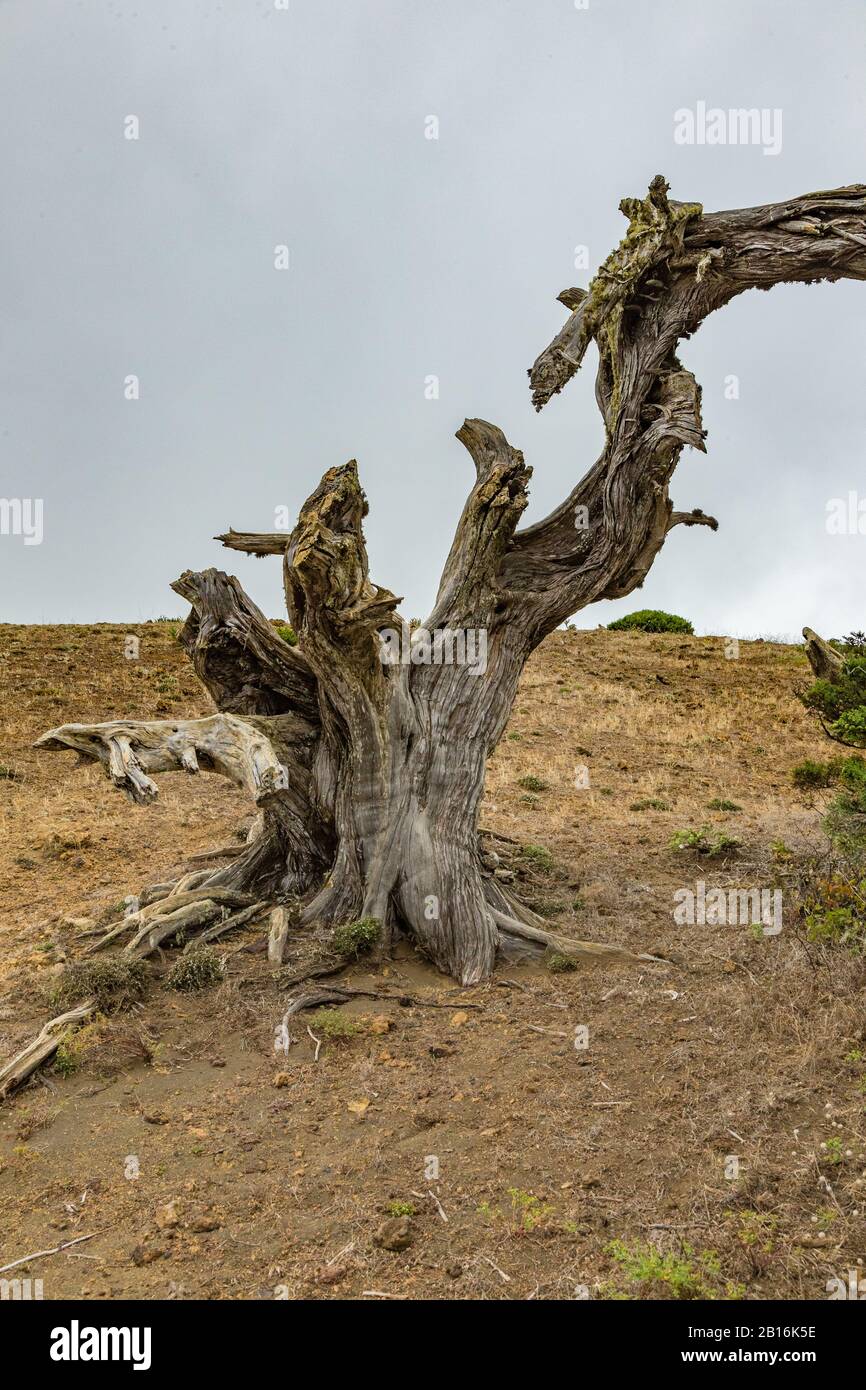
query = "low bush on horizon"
(607, 610, 693, 635)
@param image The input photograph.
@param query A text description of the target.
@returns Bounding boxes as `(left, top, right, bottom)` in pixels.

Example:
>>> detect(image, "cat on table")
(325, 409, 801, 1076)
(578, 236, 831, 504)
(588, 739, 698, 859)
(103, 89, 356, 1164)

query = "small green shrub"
(518, 774, 549, 792)
(802, 658, 866, 745)
(604, 1239, 739, 1300)
(791, 759, 836, 789)
(800, 868, 866, 952)
(835, 707, 866, 744)
(521, 844, 554, 872)
(670, 827, 741, 856)
(52, 1015, 107, 1079)
(508, 1187, 554, 1233)
(166, 948, 224, 992)
(824, 758, 866, 853)
(631, 797, 672, 812)
(707, 798, 741, 812)
(54, 1039, 80, 1078)
(546, 952, 578, 974)
(309, 1007, 359, 1042)
(607, 610, 693, 635)
(387, 1199, 415, 1217)
(332, 917, 380, 960)
(274, 623, 298, 647)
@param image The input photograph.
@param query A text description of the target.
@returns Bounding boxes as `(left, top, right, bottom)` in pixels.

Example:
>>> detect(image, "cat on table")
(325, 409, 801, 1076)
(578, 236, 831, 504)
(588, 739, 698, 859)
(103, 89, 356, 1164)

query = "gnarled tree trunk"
(38, 177, 866, 982)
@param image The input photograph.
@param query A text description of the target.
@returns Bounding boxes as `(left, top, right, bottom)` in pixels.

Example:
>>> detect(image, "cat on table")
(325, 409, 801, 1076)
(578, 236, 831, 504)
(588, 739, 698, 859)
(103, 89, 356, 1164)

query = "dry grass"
(0, 622, 865, 1301)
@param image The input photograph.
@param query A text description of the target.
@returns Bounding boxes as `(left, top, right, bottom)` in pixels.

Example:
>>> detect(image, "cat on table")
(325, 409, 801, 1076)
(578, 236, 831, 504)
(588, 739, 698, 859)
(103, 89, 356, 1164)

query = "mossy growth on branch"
(578, 175, 703, 418)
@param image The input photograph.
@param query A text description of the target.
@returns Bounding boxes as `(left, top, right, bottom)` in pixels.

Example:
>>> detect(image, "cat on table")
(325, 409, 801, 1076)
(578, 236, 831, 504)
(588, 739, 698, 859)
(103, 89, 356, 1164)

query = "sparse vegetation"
(520, 844, 554, 872)
(604, 1239, 740, 1301)
(670, 827, 741, 856)
(4, 620, 865, 1302)
(507, 1187, 554, 1234)
(791, 758, 836, 789)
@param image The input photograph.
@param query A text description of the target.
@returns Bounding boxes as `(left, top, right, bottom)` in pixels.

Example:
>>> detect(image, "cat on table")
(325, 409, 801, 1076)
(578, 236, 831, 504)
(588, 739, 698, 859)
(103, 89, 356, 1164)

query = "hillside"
(0, 623, 864, 1301)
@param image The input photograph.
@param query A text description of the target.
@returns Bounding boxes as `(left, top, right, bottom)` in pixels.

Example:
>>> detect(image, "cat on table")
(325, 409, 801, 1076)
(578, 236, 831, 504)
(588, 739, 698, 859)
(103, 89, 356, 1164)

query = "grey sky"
(2, 0, 864, 637)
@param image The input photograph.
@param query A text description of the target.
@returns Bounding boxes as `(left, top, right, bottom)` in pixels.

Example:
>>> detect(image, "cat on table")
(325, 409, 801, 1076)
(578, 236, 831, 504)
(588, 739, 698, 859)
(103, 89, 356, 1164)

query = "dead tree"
(37, 177, 866, 983)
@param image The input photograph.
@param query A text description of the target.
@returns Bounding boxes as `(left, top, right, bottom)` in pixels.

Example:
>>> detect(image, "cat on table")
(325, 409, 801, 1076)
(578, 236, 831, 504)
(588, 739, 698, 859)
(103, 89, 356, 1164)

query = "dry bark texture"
(37, 178, 866, 983)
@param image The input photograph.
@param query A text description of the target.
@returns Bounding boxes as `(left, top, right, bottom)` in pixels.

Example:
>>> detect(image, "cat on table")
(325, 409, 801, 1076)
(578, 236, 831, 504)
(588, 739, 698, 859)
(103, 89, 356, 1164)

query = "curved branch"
(172, 567, 319, 722)
(429, 419, 531, 627)
(667, 508, 718, 533)
(502, 176, 866, 633)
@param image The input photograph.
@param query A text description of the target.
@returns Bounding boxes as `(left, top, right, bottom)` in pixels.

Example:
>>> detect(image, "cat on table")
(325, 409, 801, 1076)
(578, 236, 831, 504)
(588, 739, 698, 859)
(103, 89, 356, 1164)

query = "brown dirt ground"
(1, 622, 865, 1301)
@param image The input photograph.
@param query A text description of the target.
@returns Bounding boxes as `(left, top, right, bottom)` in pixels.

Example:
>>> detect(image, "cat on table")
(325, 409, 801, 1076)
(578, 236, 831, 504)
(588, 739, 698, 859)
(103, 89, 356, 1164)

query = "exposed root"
(125, 900, 226, 958)
(86, 887, 251, 956)
(490, 908, 657, 964)
(190, 901, 269, 951)
(482, 858, 661, 966)
(0, 1000, 97, 1102)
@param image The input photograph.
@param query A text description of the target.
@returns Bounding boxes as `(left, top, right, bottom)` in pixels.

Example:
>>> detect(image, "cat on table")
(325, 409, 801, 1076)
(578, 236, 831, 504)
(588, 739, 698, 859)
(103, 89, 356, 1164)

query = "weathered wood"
(803, 626, 846, 681)
(172, 567, 319, 722)
(0, 1000, 97, 1100)
(35, 175, 866, 985)
(267, 906, 290, 965)
(35, 713, 291, 803)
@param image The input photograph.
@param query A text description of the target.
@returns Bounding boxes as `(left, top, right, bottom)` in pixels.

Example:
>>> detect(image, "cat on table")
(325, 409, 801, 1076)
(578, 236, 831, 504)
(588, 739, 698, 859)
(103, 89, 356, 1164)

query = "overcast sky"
(2, 0, 864, 638)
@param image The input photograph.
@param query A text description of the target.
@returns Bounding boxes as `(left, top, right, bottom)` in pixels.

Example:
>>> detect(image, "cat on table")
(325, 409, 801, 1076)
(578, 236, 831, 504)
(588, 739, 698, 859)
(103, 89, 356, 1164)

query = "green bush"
(518, 774, 549, 792)
(166, 947, 224, 992)
(273, 623, 298, 647)
(309, 1007, 359, 1042)
(521, 844, 554, 872)
(670, 827, 741, 856)
(603, 1239, 740, 1301)
(546, 952, 578, 973)
(332, 917, 380, 960)
(607, 610, 693, 635)
(803, 658, 866, 744)
(791, 759, 837, 789)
